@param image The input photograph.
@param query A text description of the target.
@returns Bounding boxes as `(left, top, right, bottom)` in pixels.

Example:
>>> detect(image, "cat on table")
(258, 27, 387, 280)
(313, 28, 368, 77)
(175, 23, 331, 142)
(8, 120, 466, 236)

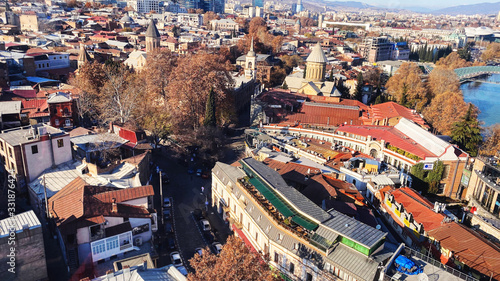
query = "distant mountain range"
(432, 2, 500, 15)
(306, 0, 500, 15)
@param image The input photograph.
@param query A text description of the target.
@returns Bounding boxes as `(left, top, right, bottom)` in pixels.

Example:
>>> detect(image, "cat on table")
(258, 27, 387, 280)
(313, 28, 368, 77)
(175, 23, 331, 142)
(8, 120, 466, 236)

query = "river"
(461, 74, 500, 128)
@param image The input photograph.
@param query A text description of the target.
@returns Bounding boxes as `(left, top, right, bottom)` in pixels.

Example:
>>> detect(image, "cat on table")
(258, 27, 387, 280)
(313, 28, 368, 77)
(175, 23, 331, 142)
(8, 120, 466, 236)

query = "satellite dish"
(418, 273, 428, 281)
(376, 225, 381, 230)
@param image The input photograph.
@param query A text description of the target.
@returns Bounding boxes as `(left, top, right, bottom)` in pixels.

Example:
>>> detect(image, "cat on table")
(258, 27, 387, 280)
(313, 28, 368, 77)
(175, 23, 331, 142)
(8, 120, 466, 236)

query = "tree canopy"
(385, 62, 428, 112)
(423, 91, 469, 136)
(188, 236, 280, 281)
(451, 104, 482, 157)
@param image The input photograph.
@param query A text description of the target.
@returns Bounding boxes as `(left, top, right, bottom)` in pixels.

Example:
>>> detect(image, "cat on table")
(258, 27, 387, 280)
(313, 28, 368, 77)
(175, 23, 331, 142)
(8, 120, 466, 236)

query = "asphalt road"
(151, 145, 236, 272)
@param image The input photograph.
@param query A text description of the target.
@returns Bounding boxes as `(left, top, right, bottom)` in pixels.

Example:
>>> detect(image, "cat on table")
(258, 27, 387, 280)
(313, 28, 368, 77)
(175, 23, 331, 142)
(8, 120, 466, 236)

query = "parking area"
(151, 146, 233, 274)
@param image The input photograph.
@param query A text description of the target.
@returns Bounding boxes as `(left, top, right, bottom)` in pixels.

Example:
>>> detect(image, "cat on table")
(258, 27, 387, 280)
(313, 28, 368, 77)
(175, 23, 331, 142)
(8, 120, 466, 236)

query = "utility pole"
(43, 174, 49, 219)
(159, 171, 163, 225)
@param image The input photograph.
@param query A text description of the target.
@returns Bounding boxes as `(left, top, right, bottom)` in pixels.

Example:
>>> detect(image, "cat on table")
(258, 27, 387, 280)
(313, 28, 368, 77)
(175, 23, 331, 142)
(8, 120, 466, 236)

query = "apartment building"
(212, 158, 393, 281)
(0, 124, 72, 190)
(359, 37, 393, 63)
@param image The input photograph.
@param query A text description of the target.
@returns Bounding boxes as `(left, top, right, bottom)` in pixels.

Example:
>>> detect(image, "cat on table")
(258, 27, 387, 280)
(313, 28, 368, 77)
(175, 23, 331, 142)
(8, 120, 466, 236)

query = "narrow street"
(151, 127, 246, 272)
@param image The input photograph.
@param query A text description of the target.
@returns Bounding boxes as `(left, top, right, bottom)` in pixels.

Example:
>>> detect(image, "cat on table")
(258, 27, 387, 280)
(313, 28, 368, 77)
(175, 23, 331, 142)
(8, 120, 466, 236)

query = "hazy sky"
(341, 0, 499, 9)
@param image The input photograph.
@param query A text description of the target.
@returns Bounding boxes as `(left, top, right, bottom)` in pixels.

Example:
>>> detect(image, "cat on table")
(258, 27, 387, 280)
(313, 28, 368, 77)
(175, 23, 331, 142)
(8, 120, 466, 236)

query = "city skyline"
(323, 0, 500, 9)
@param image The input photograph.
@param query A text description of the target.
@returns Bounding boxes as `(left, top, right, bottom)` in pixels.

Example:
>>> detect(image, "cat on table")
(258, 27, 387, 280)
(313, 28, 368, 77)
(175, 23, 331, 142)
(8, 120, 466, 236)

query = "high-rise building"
(128, 0, 160, 13)
(252, 0, 263, 7)
(296, 0, 303, 13)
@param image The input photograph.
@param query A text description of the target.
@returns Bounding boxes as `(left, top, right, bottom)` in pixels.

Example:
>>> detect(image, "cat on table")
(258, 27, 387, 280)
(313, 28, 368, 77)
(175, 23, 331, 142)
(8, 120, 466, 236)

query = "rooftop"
(0, 210, 41, 238)
(0, 124, 66, 146)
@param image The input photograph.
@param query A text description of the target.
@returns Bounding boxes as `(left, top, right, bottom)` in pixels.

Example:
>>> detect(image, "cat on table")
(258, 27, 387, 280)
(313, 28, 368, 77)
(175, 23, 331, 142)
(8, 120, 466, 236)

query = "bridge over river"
(454, 66, 500, 82)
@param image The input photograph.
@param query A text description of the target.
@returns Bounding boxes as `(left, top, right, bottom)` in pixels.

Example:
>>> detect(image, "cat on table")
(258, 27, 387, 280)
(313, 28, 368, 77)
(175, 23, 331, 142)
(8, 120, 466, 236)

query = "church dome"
(306, 43, 327, 63)
(120, 15, 133, 23)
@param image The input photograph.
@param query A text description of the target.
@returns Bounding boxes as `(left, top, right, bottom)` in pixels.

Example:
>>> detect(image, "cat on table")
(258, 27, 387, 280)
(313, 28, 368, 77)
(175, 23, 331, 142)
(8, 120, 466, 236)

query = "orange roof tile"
(389, 187, 445, 231)
(93, 185, 154, 203)
(428, 222, 500, 280)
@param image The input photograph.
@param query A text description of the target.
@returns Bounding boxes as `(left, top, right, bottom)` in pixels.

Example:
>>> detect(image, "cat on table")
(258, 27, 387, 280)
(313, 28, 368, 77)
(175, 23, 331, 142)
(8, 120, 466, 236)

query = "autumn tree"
(299, 17, 316, 27)
(481, 42, 500, 62)
(480, 124, 500, 157)
(142, 48, 177, 100)
(385, 62, 428, 112)
(423, 91, 469, 135)
(204, 11, 220, 26)
(436, 52, 470, 69)
(167, 52, 234, 133)
(69, 61, 107, 124)
(451, 104, 482, 157)
(363, 67, 382, 87)
(427, 66, 460, 97)
(188, 236, 280, 281)
(280, 54, 303, 74)
(99, 64, 144, 124)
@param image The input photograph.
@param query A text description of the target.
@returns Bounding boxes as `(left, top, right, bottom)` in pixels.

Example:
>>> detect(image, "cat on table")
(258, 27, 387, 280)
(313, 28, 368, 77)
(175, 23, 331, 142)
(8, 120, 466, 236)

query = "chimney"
(106, 270, 114, 280)
(112, 198, 117, 213)
(123, 266, 131, 279)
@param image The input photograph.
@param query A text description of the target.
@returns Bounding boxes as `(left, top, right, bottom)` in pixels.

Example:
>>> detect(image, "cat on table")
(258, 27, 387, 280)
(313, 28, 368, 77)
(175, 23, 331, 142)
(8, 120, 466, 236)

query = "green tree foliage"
(410, 161, 444, 194)
(204, 88, 216, 127)
(353, 72, 363, 101)
(451, 104, 482, 156)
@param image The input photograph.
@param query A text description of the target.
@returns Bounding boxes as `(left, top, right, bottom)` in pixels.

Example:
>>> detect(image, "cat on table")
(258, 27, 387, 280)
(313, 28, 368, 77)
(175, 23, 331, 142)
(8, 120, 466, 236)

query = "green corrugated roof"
(248, 177, 318, 231)
(292, 215, 318, 231)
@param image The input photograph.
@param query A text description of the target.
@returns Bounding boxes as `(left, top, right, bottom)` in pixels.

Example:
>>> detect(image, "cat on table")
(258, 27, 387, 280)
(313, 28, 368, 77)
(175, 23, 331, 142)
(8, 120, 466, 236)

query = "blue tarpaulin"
(394, 256, 423, 275)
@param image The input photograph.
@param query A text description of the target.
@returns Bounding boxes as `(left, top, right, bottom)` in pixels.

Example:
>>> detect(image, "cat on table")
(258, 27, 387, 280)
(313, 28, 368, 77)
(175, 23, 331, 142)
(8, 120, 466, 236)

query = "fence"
(384, 247, 478, 281)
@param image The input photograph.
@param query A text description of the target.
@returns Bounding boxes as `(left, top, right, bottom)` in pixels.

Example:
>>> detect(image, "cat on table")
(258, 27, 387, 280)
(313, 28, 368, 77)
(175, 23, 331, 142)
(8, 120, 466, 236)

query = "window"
(57, 139, 64, 148)
(255, 232, 258, 242)
(106, 237, 119, 250)
(247, 222, 250, 230)
(274, 251, 279, 263)
(306, 273, 313, 281)
(277, 233, 283, 241)
(0, 141, 3, 151)
(92, 241, 106, 255)
(8, 147, 12, 157)
(289, 263, 295, 274)
(31, 145, 38, 154)
(55, 119, 60, 126)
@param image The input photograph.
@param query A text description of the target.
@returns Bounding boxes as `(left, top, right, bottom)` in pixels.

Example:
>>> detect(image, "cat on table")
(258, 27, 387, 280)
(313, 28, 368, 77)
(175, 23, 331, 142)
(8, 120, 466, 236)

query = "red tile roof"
(281, 103, 363, 127)
(93, 185, 154, 203)
(336, 125, 436, 159)
(367, 102, 428, 128)
(49, 178, 153, 231)
(428, 222, 500, 280)
(389, 187, 444, 231)
(13, 89, 37, 99)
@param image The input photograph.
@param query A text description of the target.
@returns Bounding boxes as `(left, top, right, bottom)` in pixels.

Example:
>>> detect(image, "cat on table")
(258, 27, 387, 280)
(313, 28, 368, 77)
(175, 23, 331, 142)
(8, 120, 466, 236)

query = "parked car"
(203, 232, 216, 244)
(195, 247, 203, 257)
(163, 208, 171, 220)
(201, 170, 211, 179)
(163, 197, 172, 208)
(199, 219, 211, 231)
(212, 242, 222, 254)
(196, 169, 202, 176)
(165, 221, 173, 233)
(170, 252, 182, 266)
(192, 209, 203, 220)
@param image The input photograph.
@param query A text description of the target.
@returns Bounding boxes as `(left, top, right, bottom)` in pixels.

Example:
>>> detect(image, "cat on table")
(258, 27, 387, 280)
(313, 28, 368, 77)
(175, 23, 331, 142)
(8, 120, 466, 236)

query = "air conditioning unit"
(134, 237, 142, 246)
